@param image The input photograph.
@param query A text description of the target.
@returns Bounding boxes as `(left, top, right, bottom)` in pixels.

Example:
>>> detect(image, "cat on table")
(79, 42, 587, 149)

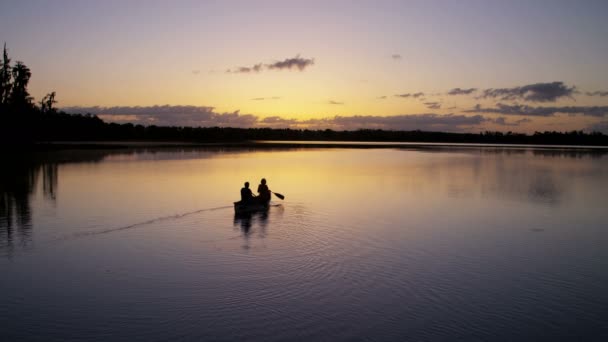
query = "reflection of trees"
(0, 159, 54, 255)
(0, 147, 291, 256)
(433, 148, 607, 205)
(0, 151, 108, 256)
(42, 163, 58, 200)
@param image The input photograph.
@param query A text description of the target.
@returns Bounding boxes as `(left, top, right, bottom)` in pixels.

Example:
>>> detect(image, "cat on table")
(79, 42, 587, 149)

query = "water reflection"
(234, 210, 270, 249)
(1, 145, 607, 341)
(0, 151, 106, 257)
(0, 158, 57, 255)
(411, 147, 602, 205)
(0, 147, 293, 257)
(1, 145, 606, 257)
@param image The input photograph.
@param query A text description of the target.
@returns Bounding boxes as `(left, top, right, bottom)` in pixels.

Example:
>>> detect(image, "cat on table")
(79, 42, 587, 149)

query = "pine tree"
(0, 43, 12, 106)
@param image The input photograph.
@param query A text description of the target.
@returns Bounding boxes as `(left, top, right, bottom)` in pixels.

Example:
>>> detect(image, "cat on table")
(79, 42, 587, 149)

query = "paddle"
(272, 191, 285, 200)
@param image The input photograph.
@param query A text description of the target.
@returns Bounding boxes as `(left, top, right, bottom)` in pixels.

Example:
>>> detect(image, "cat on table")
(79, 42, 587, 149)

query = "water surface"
(2, 146, 608, 341)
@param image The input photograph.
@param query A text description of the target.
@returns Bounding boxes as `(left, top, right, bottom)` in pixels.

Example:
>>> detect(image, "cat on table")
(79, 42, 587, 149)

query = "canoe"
(234, 200, 270, 214)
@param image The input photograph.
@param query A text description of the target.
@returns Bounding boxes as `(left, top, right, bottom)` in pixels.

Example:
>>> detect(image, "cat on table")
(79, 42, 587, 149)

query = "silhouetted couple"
(240, 178, 271, 204)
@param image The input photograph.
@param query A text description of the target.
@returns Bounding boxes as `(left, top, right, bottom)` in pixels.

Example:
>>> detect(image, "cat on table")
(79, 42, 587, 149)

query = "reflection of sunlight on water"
(2, 147, 607, 257)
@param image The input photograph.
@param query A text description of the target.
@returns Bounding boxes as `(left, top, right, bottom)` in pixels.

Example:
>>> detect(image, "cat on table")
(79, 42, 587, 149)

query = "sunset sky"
(2, 0, 608, 133)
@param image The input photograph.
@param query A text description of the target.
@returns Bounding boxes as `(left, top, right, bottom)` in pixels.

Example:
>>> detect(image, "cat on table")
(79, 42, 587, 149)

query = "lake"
(2, 145, 608, 341)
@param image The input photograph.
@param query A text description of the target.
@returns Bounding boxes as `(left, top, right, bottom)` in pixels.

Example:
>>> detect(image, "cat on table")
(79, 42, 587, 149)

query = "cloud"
(481, 82, 576, 102)
(447, 87, 477, 95)
(517, 118, 533, 124)
(192, 70, 200, 75)
(587, 121, 608, 133)
(310, 114, 487, 132)
(266, 55, 314, 71)
(251, 97, 281, 101)
(226, 56, 314, 73)
(492, 117, 532, 126)
(61, 105, 258, 128)
(260, 116, 297, 124)
(465, 103, 608, 117)
(424, 102, 441, 110)
(258, 116, 300, 128)
(391, 54, 402, 60)
(227, 63, 264, 74)
(62, 105, 497, 132)
(395, 92, 425, 99)
(377, 96, 387, 99)
(256, 114, 490, 131)
(328, 100, 344, 105)
(586, 91, 608, 97)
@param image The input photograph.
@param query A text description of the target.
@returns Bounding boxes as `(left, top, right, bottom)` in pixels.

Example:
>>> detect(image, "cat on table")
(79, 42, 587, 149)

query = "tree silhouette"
(40, 92, 57, 114)
(0, 43, 11, 106)
(9, 61, 33, 109)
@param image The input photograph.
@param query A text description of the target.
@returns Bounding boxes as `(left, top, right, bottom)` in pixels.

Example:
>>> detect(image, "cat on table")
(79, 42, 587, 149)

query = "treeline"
(26, 118, 608, 146)
(1, 43, 60, 144)
(1, 44, 607, 146)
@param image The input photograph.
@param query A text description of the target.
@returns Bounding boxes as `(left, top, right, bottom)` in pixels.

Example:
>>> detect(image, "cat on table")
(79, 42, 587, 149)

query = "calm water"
(1, 146, 608, 341)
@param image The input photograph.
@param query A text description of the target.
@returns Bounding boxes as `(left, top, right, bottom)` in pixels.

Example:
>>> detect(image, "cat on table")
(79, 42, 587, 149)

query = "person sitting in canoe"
(240, 182, 254, 203)
(257, 178, 271, 203)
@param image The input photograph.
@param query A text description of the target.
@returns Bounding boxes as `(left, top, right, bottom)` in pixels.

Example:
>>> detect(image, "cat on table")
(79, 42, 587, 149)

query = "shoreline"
(24, 140, 608, 151)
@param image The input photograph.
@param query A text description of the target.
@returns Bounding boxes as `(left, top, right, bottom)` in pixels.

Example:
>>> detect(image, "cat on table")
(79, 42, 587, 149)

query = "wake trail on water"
(55, 205, 233, 241)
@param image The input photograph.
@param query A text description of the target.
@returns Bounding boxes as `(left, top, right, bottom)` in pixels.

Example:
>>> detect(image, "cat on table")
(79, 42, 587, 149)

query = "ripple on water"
(3, 194, 608, 341)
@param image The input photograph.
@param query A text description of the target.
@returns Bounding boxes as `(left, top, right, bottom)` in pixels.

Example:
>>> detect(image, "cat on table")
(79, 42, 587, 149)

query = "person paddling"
(240, 182, 254, 203)
(257, 178, 271, 203)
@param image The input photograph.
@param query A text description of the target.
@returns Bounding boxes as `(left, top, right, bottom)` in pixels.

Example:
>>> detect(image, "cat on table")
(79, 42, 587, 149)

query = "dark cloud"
(517, 118, 532, 124)
(260, 116, 297, 124)
(447, 87, 477, 95)
(395, 92, 425, 99)
(328, 100, 344, 105)
(266, 55, 314, 71)
(492, 117, 532, 126)
(465, 103, 608, 117)
(258, 116, 299, 128)
(191, 70, 200, 75)
(586, 121, 608, 133)
(62, 105, 496, 132)
(493, 117, 508, 125)
(377, 96, 387, 100)
(61, 105, 258, 128)
(586, 91, 608, 97)
(424, 102, 441, 110)
(252, 64, 264, 72)
(391, 54, 402, 60)
(227, 63, 264, 74)
(481, 82, 576, 102)
(226, 56, 314, 73)
(310, 114, 487, 132)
